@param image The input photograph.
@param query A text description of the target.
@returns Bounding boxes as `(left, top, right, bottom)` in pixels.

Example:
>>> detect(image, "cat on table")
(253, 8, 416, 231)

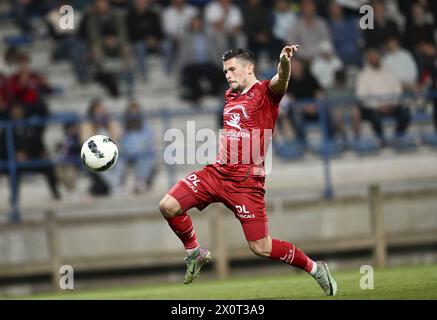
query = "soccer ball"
(81, 135, 118, 172)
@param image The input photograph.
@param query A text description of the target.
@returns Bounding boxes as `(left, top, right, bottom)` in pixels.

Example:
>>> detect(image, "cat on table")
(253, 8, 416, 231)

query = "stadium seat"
(350, 137, 380, 154)
(3, 34, 33, 46)
(310, 139, 344, 157)
(412, 111, 432, 124)
(421, 132, 437, 148)
(389, 134, 418, 151)
(273, 141, 305, 160)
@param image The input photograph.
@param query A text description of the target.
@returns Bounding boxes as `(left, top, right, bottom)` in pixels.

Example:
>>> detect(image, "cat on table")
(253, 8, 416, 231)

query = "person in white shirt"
(204, 0, 246, 48)
(162, 0, 199, 73)
(382, 37, 418, 91)
(288, 0, 332, 62)
(272, 0, 297, 45)
(310, 41, 343, 90)
(354, 48, 411, 143)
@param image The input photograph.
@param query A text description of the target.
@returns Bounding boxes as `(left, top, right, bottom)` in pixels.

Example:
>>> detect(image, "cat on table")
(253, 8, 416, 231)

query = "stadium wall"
(0, 184, 436, 294)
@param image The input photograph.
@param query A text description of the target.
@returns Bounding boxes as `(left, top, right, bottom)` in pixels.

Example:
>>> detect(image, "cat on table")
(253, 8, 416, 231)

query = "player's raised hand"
(280, 45, 299, 61)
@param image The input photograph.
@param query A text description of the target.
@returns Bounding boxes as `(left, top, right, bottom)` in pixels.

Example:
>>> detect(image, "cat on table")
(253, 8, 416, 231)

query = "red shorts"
(167, 165, 268, 241)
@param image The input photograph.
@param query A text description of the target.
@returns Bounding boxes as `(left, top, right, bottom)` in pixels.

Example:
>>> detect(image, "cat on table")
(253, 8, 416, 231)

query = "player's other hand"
(280, 45, 299, 61)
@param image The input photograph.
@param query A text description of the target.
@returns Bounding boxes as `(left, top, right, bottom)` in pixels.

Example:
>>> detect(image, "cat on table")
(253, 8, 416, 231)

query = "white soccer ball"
(81, 135, 118, 172)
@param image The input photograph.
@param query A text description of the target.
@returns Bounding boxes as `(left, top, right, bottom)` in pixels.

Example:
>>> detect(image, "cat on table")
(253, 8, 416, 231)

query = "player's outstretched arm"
(269, 45, 299, 94)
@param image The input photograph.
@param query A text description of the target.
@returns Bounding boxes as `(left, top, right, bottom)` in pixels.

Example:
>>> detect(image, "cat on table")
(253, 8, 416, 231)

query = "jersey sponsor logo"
(223, 130, 251, 139)
(183, 173, 200, 193)
(224, 105, 248, 130)
(235, 205, 255, 219)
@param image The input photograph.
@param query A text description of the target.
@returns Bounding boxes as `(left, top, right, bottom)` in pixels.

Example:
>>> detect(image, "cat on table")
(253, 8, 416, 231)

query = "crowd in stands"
(0, 48, 156, 200)
(1, 0, 437, 202)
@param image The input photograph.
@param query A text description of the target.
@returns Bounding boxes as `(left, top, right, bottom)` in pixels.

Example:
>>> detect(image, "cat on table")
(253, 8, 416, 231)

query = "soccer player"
(159, 47, 337, 296)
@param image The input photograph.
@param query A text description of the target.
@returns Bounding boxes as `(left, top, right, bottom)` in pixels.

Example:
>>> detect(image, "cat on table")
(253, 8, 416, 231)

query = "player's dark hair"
(222, 48, 256, 65)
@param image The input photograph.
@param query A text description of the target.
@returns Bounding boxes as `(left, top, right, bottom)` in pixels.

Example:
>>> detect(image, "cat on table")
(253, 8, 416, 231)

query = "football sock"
(186, 247, 200, 258)
(309, 261, 318, 275)
(166, 212, 199, 251)
(270, 238, 317, 274)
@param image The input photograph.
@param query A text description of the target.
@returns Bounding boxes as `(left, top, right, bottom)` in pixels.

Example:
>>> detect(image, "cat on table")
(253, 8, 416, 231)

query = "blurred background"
(0, 0, 437, 296)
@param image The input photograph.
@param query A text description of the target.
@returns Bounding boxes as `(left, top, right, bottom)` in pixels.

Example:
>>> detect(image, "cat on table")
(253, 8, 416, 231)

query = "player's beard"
(230, 84, 240, 93)
(230, 78, 247, 93)
(229, 82, 240, 93)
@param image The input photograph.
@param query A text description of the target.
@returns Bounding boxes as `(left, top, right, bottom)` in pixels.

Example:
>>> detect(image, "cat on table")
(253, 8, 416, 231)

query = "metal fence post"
(369, 184, 387, 268)
(210, 206, 230, 279)
(161, 109, 176, 189)
(319, 99, 334, 198)
(5, 122, 20, 222)
(45, 210, 62, 292)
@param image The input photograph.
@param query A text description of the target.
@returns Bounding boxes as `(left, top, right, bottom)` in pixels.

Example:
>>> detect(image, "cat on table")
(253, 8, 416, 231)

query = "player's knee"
(159, 196, 182, 218)
(248, 238, 270, 258)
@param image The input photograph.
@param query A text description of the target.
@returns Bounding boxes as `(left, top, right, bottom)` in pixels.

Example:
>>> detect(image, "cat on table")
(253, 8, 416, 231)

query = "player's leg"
(159, 170, 215, 284)
(247, 234, 337, 296)
(225, 181, 337, 296)
(246, 231, 317, 275)
(248, 235, 317, 276)
(159, 191, 199, 256)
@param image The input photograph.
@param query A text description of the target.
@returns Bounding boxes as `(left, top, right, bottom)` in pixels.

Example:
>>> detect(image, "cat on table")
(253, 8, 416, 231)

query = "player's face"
(223, 58, 253, 93)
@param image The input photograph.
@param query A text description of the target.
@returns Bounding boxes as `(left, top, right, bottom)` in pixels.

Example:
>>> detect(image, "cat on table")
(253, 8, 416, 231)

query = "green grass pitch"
(6, 263, 437, 300)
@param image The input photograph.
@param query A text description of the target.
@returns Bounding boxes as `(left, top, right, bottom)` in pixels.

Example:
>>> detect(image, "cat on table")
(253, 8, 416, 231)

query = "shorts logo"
(183, 173, 200, 193)
(235, 205, 255, 219)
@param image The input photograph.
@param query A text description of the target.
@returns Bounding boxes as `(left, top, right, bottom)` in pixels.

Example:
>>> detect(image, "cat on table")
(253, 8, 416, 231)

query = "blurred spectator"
(382, 0, 405, 29)
(272, 0, 297, 47)
(242, 0, 281, 64)
(0, 71, 7, 106)
(118, 101, 157, 194)
(399, 0, 437, 32)
(288, 0, 332, 62)
(403, 2, 436, 56)
(204, 0, 246, 49)
(1, 46, 22, 75)
(282, 58, 338, 145)
(335, 0, 368, 18)
(0, 74, 8, 172)
(81, 98, 123, 196)
(355, 49, 410, 144)
(327, 69, 357, 141)
(187, 0, 212, 7)
(111, 0, 131, 9)
(310, 40, 343, 90)
(56, 122, 82, 197)
(79, 0, 133, 96)
(162, 0, 199, 73)
(45, 1, 91, 84)
(72, 0, 94, 10)
(12, 0, 53, 35)
(81, 0, 130, 61)
(382, 37, 418, 92)
(416, 42, 437, 133)
(175, 15, 227, 105)
(327, 1, 361, 66)
(363, 0, 401, 50)
(6, 52, 52, 118)
(9, 102, 61, 201)
(126, 0, 164, 81)
(12, 0, 34, 35)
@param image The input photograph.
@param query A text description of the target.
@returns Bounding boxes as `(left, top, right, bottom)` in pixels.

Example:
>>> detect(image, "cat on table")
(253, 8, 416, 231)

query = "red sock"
(270, 238, 314, 273)
(166, 212, 199, 250)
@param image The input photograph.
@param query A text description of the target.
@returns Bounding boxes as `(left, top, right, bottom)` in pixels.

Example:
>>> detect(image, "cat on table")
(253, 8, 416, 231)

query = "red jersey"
(213, 80, 284, 179)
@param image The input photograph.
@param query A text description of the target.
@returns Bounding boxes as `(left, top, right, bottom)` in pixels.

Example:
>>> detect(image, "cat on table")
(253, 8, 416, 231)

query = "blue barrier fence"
(1, 91, 436, 222)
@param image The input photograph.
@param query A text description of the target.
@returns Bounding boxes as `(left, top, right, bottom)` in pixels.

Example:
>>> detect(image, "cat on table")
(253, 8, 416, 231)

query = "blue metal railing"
(1, 91, 436, 222)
